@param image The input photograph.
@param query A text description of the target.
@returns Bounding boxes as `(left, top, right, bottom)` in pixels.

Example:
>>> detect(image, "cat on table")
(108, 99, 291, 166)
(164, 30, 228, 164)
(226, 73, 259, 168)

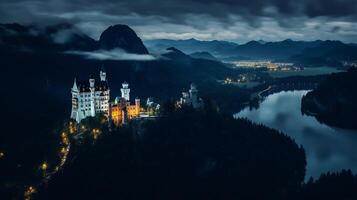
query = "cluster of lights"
(58, 130, 70, 171)
(224, 78, 233, 84)
(24, 186, 36, 200)
(61, 132, 69, 145)
(68, 121, 77, 134)
(91, 128, 101, 140)
(24, 123, 74, 199)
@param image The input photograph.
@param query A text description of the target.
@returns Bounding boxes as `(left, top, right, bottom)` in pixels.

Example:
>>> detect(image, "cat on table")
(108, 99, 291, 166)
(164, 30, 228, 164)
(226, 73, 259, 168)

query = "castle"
(110, 82, 141, 126)
(70, 69, 110, 122)
(70, 69, 141, 126)
(177, 83, 204, 109)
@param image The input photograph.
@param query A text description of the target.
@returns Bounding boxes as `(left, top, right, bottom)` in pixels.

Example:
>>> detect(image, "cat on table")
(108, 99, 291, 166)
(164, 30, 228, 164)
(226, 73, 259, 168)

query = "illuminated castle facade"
(70, 69, 110, 122)
(110, 82, 141, 126)
(177, 83, 204, 109)
(70, 69, 141, 125)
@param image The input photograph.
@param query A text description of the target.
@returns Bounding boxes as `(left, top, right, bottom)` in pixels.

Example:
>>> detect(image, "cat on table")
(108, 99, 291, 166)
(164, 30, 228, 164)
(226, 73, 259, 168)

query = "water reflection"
(235, 90, 357, 179)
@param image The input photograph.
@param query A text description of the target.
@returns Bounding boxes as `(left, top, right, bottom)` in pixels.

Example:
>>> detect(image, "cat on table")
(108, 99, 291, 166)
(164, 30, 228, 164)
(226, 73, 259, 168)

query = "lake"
(267, 66, 342, 78)
(234, 90, 357, 180)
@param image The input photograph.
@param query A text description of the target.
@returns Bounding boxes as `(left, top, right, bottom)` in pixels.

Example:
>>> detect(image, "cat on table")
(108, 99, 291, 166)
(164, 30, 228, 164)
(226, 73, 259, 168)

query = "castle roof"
(76, 80, 109, 92)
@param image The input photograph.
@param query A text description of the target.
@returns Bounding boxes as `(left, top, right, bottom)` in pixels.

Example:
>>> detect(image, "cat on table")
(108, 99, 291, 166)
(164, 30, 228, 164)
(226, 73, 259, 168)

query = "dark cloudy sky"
(1, 0, 357, 43)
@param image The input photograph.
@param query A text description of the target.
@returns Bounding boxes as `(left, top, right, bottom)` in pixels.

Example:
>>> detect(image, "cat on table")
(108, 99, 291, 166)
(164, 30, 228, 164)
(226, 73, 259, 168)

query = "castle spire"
(100, 66, 107, 81)
(72, 78, 78, 91)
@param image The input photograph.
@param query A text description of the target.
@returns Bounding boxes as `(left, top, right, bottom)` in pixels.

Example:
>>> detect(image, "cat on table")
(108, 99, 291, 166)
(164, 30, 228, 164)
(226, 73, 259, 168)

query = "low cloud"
(51, 28, 78, 44)
(66, 48, 156, 61)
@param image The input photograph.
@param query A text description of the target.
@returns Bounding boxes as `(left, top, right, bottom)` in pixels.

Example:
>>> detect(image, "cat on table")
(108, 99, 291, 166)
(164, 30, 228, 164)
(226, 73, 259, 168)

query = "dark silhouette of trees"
(302, 170, 357, 200)
(35, 103, 306, 200)
(302, 67, 357, 129)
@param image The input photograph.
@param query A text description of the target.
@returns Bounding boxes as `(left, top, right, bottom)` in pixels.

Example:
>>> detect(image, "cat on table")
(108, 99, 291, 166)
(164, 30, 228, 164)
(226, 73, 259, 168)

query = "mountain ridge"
(145, 38, 357, 66)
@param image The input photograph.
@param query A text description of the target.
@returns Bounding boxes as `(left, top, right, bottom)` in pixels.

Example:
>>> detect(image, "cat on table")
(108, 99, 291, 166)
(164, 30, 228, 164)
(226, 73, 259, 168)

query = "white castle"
(178, 83, 204, 109)
(70, 69, 110, 122)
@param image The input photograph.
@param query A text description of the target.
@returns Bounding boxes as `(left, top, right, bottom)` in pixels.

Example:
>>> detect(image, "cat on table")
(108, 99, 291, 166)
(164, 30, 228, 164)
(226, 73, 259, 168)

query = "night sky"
(0, 0, 357, 43)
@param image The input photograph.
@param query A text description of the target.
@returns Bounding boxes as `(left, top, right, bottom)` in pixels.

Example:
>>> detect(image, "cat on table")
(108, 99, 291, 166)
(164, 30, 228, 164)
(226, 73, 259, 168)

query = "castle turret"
(72, 78, 78, 92)
(121, 81, 130, 101)
(89, 75, 95, 117)
(100, 67, 106, 81)
(89, 75, 95, 88)
(70, 78, 79, 122)
(135, 98, 140, 115)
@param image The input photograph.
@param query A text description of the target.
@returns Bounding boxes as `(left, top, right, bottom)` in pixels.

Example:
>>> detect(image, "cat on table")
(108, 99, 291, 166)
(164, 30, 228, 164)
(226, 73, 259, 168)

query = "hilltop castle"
(70, 69, 141, 125)
(177, 83, 204, 109)
(70, 69, 110, 122)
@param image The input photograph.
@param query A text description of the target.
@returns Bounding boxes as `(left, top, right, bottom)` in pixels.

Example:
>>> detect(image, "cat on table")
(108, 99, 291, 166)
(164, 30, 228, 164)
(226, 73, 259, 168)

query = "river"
(234, 90, 357, 180)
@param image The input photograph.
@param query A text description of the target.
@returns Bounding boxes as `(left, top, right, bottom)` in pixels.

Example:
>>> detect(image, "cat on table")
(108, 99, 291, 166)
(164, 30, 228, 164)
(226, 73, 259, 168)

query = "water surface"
(235, 90, 357, 179)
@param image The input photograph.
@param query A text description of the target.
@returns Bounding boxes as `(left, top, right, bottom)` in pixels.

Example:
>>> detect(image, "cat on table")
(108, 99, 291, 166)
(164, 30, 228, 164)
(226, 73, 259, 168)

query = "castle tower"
(189, 83, 199, 108)
(100, 67, 106, 81)
(121, 81, 130, 101)
(89, 75, 95, 117)
(70, 78, 79, 122)
(89, 75, 95, 88)
(135, 98, 140, 115)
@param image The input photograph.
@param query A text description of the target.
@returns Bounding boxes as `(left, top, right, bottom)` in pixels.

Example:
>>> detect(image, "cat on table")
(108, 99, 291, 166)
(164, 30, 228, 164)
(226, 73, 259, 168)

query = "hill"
(35, 106, 306, 200)
(190, 51, 218, 61)
(290, 41, 357, 67)
(301, 67, 357, 129)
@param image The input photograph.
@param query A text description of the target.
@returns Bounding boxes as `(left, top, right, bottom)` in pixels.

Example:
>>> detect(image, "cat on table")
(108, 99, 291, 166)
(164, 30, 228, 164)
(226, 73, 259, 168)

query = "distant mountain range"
(145, 38, 357, 67)
(189, 51, 218, 61)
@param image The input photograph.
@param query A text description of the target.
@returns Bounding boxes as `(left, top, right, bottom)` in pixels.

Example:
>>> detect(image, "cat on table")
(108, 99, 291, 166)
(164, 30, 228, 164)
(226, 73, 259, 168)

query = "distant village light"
(40, 162, 48, 171)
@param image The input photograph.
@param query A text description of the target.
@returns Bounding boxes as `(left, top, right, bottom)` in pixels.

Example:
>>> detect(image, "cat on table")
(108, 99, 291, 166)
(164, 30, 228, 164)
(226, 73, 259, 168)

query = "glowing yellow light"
(24, 186, 36, 200)
(0, 152, 4, 158)
(40, 162, 48, 171)
(60, 147, 66, 154)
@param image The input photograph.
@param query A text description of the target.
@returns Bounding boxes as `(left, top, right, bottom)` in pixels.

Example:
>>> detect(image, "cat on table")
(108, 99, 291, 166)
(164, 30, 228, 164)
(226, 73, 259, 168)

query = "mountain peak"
(99, 24, 149, 54)
(282, 39, 293, 42)
(190, 51, 218, 61)
(162, 47, 190, 60)
(244, 40, 262, 46)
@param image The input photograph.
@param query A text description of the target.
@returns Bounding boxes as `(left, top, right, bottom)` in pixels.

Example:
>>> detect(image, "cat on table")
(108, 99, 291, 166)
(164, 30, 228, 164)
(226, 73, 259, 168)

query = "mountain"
(0, 23, 98, 52)
(144, 38, 238, 57)
(145, 38, 357, 66)
(162, 47, 191, 60)
(145, 38, 326, 60)
(290, 41, 357, 67)
(301, 67, 357, 129)
(99, 24, 149, 54)
(233, 39, 324, 60)
(189, 51, 218, 61)
(0, 23, 150, 54)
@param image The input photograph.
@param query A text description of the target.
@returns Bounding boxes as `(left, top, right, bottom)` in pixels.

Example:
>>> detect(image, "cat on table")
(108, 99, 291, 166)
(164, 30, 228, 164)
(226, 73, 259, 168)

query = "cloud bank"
(66, 48, 156, 61)
(0, 0, 357, 43)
